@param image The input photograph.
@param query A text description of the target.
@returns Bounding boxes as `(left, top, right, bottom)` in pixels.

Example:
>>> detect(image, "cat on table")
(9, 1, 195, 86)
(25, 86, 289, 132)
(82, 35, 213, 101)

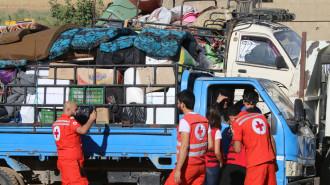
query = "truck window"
(274, 30, 301, 66)
(238, 36, 281, 67)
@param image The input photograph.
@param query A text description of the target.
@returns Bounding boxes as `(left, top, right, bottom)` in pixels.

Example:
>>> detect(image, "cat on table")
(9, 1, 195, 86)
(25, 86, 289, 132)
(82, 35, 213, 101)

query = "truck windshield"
(262, 81, 295, 120)
(274, 30, 301, 66)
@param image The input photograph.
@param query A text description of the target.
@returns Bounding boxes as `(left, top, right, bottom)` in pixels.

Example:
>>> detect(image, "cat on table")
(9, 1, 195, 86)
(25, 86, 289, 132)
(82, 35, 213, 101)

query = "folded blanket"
(100, 35, 137, 53)
(71, 28, 136, 50)
(134, 27, 201, 61)
(48, 28, 81, 59)
(0, 60, 27, 69)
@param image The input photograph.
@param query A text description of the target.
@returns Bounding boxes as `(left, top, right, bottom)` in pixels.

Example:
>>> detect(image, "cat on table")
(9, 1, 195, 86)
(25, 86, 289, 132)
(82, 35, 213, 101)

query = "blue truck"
(0, 0, 327, 184)
(0, 66, 318, 185)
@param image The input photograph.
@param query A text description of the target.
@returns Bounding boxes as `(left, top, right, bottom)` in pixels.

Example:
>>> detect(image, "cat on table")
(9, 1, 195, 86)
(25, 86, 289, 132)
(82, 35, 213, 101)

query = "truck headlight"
(286, 161, 303, 177)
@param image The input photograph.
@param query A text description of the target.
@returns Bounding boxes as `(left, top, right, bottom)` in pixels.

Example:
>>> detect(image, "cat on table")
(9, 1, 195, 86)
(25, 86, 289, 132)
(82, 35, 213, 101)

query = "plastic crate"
(70, 88, 104, 104)
(41, 109, 63, 123)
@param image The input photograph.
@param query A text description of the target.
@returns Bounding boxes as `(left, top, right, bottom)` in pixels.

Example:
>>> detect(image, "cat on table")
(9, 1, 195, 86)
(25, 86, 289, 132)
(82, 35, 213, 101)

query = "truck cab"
(183, 70, 317, 185)
(226, 21, 300, 91)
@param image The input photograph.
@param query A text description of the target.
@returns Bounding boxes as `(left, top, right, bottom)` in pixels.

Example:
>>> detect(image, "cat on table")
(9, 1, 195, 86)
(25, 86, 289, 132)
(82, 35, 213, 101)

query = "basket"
(40, 109, 63, 123)
(69, 88, 104, 104)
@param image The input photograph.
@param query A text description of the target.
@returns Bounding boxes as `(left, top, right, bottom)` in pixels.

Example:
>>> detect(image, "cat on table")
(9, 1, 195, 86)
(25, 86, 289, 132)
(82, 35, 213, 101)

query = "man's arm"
(233, 140, 242, 153)
(207, 132, 213, 151)
(76, 110, 97, 135)
(271, 135, 277, 156)
(214, 139, 223, 167)
(232, 121, 243, 153)
(173, 132, 189, 184)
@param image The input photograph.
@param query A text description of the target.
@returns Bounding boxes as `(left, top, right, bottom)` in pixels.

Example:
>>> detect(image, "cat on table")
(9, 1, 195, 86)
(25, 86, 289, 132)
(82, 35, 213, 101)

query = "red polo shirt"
(232, 111, 275, 168)
(52, 114, 84, 160)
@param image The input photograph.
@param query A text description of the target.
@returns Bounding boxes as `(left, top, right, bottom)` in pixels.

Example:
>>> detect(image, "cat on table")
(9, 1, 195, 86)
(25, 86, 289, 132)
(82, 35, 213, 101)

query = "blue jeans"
(204, 165, 221, 185)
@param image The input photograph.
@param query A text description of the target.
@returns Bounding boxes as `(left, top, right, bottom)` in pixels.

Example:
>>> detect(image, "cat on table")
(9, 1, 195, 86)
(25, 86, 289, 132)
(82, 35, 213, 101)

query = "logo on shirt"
(73, 122, 77, 125)
(252, 118, 266, 135)
(195, 124, 206, 140)
(53, 126, 60, 141)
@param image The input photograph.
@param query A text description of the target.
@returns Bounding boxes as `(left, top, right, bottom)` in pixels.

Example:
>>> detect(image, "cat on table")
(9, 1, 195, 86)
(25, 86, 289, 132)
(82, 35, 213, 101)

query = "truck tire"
(0, 167, 25, 185)
(0, 167, 19, 185)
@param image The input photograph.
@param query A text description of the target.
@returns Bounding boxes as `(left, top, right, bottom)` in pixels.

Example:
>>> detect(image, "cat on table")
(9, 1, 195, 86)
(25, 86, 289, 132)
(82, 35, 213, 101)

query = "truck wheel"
(0, 167, 25, 185)
(0, 167, 19, 185)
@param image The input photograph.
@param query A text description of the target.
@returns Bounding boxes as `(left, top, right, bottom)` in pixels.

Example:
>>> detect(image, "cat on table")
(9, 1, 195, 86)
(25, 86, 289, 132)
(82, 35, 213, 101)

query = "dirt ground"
(0, 0, 115, 12)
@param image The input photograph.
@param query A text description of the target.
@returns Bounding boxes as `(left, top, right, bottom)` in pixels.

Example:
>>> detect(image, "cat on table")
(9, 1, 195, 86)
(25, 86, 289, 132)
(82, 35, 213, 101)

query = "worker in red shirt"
(219, 106, 246, 185)
(165, 89, 213, 185)
(232, 91, 277, 185)
(52, 101, 97, 185)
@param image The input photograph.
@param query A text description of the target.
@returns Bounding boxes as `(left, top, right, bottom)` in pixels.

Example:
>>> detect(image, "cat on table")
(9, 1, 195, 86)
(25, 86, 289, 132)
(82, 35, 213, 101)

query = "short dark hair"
(243, 87, 255, 96)
(206, 105, 221, 129)
(243, 90, 259, 104)
(224, 106, 241, 122)
(177, 89, 195, 110)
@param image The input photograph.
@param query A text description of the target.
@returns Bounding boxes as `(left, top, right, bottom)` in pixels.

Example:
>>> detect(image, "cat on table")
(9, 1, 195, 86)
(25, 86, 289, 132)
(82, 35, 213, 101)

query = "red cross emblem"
(195, 124, 206, 140)
(256, 121, 264, 132)
(53, 126, 60, 141)
(252, 118, 266, 135)
(197, 127, 203, 137)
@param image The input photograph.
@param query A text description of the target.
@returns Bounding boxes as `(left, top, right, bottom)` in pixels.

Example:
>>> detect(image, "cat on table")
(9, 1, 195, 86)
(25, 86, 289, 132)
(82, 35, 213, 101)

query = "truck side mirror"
(294, 99, 304, 122)
(275, 56, 287, 68)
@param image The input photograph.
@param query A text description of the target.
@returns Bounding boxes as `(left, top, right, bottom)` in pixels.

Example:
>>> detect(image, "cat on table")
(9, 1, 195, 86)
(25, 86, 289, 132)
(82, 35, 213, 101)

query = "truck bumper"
(287, 177, 320, 185)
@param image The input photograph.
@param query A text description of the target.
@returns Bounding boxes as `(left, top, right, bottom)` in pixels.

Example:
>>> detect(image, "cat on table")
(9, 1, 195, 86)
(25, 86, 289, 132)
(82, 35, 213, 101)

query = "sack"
(0, 106, 10, 123)
(74, 106, 93, 125)
(95, 47, 146, 65)
(106, 87, 124, 122)
(121, 103, 146, 124)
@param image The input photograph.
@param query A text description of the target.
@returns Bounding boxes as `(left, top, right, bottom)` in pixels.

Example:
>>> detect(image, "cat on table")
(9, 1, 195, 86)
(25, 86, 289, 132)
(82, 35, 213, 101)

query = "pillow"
(0, 22, 49, 34)
(0, 29, 29, 44)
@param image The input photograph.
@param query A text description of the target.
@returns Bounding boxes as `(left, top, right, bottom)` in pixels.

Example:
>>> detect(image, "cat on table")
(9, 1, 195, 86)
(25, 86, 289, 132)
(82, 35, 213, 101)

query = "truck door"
(229, 35, 294, 88)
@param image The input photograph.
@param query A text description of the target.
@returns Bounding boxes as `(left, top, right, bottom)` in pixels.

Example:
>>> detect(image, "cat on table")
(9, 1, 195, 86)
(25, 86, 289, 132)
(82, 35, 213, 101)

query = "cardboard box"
(146, 88, 175, 124)
(49, 63, 77, 80)
(96, 107, 109, 124)
(125, 64, 175, 93)
(37, 79, 70, 105)
(77, 68, 115, 85)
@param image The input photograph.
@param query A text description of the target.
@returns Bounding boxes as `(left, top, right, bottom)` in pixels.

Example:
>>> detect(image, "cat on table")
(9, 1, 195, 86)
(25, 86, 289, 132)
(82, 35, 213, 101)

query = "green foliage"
(49, 0, 105, 27)
(0, 9, 60, 28)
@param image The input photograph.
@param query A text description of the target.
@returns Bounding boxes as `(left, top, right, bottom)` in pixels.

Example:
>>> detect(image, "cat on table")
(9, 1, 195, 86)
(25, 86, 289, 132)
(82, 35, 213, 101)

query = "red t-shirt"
(52, 114, 84, 161)
(232, 111, 275, 168)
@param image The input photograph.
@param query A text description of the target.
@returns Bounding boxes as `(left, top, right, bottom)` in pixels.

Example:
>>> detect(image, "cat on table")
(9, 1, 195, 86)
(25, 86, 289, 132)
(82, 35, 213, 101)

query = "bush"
(49, 0, 105, 27)
(0, 9, 60, 28)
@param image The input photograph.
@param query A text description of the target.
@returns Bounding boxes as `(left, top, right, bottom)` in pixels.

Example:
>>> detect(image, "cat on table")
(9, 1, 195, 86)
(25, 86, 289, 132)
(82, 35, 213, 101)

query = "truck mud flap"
(287, 177, 320, 185)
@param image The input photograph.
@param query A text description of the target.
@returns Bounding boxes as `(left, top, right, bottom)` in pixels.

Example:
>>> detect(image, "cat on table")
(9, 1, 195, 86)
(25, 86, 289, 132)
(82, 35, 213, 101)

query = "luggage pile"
(0, 0, 229, 125)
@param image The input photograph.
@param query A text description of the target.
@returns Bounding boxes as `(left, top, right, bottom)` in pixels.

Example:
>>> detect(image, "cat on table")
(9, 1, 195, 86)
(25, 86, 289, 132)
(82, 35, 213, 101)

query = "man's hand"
(274, 161, 279, 172)
(216, 93, 228, 103)
(219, 160, 223, 168)
(77, 110, 97, 135)
(173, 169, 182, 184)
(89, 110, 97, 121)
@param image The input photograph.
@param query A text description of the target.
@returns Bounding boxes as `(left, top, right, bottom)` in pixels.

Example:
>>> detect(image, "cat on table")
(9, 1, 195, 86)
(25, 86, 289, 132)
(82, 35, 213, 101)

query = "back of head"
(243, 90, 259, 104)
(224, 105, 241, 122)
(206, 105, 221, 129)
(177, 89, 195, 110)
(63, 101, 76, 114)
(243, 87, 255, 96)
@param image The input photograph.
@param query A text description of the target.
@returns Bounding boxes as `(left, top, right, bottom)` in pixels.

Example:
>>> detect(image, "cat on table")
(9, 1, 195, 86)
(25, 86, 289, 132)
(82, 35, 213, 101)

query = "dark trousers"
(204, 165, 221, 185)
(219, 164, 246, 185)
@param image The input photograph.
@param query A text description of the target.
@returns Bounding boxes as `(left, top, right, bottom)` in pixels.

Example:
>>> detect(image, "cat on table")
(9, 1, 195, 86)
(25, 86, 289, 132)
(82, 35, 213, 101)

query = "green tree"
(49, 0, 105, 27)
